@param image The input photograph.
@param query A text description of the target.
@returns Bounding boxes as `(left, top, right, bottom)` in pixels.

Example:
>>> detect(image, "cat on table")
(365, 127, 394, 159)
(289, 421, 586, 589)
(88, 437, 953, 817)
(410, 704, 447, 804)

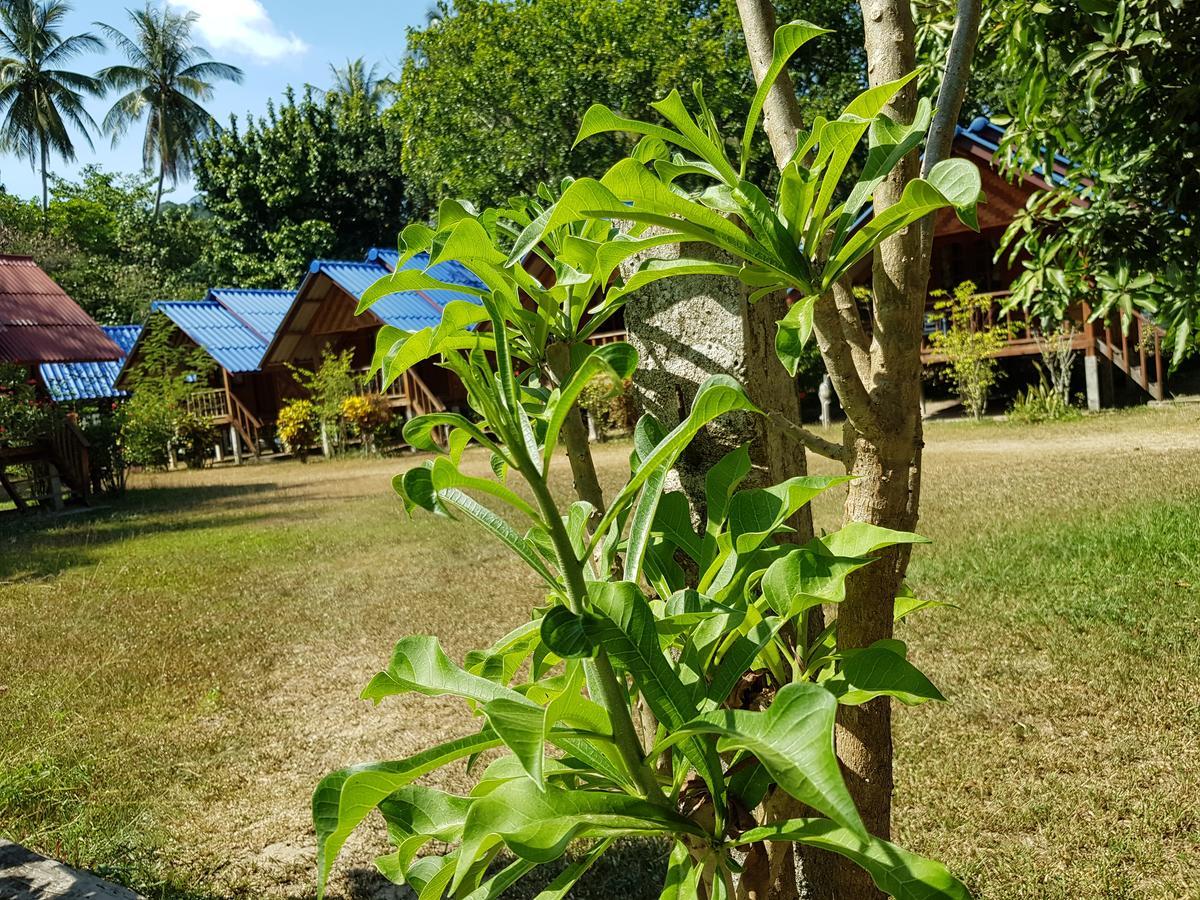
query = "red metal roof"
(0, 256, 122, 364)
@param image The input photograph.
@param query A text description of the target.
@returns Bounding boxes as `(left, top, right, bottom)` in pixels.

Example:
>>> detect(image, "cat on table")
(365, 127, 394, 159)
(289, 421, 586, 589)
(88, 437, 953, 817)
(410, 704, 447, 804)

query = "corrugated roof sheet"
(206, 288, 296, 344)
(312, 259, 447, 332)
(365, 249, 488, 304)
(0, 255, 123, 363)
(152, 300, 269, 373)
(38, 325, 142, 401)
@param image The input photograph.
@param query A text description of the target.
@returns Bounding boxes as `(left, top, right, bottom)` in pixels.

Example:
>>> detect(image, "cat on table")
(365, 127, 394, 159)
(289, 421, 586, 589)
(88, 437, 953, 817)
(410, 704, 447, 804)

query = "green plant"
(314, 300, 967, 898)
(0, 363, 58, 447)
(276, 399, 318, 461)
(1008, 366, 1081, 425)
(336, 15, 984, 900)
(340, 393, 390, 453)
(578, 373, 631, 441)
(926, 281, 1008, 420)
(79, 403, 128, 494)
(289, 347, 357, 455)
(172, 410, 214, 469)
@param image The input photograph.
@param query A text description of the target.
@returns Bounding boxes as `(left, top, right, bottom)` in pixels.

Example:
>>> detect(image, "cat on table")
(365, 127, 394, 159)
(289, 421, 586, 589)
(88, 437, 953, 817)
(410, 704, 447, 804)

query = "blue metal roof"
(38, 325, 142, 401)
(366, 248, 488, 303)
(312, 256, 485, 332)
(206, 288, 296, 344)
(151, 300, 269, 373)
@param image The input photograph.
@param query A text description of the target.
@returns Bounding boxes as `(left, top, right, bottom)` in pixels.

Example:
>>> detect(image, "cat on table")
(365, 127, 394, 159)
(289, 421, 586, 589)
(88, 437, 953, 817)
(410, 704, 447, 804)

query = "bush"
(578, 373, 633, 440)
(340, 394, 391, 453)
(1008, 368, 1082, 424)
(173, 412, 216, 470)
(120, 393, 176, 468)
(0, 364, 58, 447)
(80, 405, 128, 495)
(277, 399, 319, 461)
(926, 281, 1009, 419)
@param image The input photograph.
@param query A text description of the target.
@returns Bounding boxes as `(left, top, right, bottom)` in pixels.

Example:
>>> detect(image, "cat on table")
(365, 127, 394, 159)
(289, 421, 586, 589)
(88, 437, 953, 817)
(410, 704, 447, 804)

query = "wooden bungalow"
(261, 251, 488, 420)
(912, 116, 1165, 406)
(0, 255, 123, 509)
(115, 289, 296, 462)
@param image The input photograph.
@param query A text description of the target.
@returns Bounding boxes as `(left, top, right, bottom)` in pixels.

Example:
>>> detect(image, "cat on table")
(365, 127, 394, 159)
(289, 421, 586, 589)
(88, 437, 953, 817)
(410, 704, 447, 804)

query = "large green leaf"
(531, 838, 615, 900)
(825, 641, 945, 706)
(374, 786, 474, 880)
(313, 731, 501, 896)
(740, 21, 831, 174)
(452, 779, 702, 892)
(588, 375, 760, 557)
(361, 635, 526, 706)
(542, 341, 638, 471)
(760, 542, 877, 618)
(358, 266, 485, 315)
(665, 681, 863, 835)
(731, 818, 972, 900)
(775, 295, 817, 374)
(820, 521, 930, 558)
(607, 257, 744, 305)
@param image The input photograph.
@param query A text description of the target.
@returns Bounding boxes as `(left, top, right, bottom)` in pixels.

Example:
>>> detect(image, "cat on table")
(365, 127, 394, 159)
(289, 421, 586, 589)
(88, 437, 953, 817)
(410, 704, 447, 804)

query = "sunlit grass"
(1, 404, 1198, 898)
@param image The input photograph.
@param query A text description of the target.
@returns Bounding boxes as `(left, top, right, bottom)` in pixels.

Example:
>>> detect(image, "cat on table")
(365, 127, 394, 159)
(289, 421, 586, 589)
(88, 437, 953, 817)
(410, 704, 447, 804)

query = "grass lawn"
(2, 405, 1198, 899)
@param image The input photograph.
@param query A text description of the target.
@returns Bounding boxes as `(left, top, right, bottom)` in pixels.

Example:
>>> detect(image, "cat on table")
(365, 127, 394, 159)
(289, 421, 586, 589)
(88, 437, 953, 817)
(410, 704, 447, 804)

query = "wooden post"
(47, 464, 63, 512)
(1082, 301, 1102, 411)
(1153, 330, 1165, 401)
(1137, 316, 1148, 394)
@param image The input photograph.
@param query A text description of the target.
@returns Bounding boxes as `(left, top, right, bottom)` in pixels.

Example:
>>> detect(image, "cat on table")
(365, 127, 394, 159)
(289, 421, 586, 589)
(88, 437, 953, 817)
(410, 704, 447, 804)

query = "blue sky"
(0, 0, 432, 201)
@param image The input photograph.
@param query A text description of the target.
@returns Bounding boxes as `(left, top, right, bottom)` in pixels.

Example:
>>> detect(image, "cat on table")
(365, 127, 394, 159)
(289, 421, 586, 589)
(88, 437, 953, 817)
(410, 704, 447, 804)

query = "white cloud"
(167, 0, 308, 64)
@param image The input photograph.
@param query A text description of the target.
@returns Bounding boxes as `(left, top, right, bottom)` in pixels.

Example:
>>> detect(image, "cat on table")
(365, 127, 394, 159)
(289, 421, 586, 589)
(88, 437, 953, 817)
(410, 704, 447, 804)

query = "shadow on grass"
(0, 482, 282, 582)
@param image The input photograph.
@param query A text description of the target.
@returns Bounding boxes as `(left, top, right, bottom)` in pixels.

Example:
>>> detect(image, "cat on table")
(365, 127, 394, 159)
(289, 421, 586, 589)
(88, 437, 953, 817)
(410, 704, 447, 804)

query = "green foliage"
(315, 28, 975, 893)
(120, 316, 215, 467)
(0, 363, 58, 446)
(393, 0, 866, 214)
(985, 0, 1200, 362)
(193, 86, 412, 286)
(172, 410, 215, 470)
(0, 168, 218, 323)
(926, 281, 1009, 420)
(289, 347, 357, 454)
(578, 374, 632, 440)
(1007, 367, 1081, 425)
(276, 398, 318, 460)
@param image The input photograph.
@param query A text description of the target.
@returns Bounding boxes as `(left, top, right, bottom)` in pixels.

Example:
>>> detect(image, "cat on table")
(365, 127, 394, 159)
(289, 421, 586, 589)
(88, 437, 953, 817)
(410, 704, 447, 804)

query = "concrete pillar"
(230, 424, 242, 465)
(320, 421, 331, 458)
(1084, 355, 1102, 411)
(167, 444, 177, 471)
(214, 439, 224, 463)
(819, 375, 833, 427)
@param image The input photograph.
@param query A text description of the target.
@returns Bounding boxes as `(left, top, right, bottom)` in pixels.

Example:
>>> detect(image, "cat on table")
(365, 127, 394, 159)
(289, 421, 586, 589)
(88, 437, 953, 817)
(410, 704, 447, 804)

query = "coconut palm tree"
(0, 0, 105, 214)
(96, 5, 242, 217)
(327, 57, 394, 108)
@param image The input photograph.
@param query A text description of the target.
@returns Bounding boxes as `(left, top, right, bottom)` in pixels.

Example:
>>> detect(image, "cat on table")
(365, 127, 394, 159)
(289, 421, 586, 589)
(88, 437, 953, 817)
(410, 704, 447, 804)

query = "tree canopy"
(392, 0, 865, 213)
(193, 85, 412, 286)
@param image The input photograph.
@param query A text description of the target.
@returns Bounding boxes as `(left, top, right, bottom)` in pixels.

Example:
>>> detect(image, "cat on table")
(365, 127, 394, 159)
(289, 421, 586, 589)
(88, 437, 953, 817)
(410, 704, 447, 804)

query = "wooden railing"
(227, 390, 263, 456)
(1085, 302, 1166, 401)
(586, 330, 628, 346)
(46, 418, 91, 505)
(186, 388, 230, 422)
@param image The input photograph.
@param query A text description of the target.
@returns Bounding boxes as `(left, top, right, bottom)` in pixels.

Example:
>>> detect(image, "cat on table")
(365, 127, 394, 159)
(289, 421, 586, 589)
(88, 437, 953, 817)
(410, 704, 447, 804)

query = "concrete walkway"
(0, 842, 140, 900)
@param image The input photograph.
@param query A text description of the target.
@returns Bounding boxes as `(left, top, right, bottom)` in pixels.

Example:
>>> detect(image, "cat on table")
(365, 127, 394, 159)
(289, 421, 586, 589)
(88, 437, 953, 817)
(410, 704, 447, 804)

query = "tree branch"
(922, 0, 983, 177)
(832, 277, 872, 381)
(812, 291, 876, 429)
(765, 406, 849, 464)
(736, 0, 804, 166)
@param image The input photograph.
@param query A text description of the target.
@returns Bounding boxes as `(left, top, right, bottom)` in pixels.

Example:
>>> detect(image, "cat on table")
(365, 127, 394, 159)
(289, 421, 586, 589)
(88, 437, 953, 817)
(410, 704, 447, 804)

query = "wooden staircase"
(185, 386, 263, 460)
(1083, 303, 1167, 401)
(0, 419, 92, 512)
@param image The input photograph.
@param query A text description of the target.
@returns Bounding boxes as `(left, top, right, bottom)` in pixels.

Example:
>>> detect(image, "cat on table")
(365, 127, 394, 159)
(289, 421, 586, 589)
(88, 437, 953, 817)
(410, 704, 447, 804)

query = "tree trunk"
(546, 341, 607, 520)
(154, 159, 165, 220)
(40, 135, 49, 221)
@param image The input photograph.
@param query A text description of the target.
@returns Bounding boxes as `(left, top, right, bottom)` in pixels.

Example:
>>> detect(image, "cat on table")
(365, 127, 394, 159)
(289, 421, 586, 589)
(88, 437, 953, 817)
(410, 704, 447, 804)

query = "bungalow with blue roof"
(260, 249, 488, 419)
(862, 115, 1166, 406)
(116, 288, 296, 461)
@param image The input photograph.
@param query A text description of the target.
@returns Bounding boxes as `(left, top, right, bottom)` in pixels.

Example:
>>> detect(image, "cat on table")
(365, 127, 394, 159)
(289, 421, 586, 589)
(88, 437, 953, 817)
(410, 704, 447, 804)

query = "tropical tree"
(0, 0, 104, 214)
(96, 4, 243, 217)
(326, 57, 393, 107)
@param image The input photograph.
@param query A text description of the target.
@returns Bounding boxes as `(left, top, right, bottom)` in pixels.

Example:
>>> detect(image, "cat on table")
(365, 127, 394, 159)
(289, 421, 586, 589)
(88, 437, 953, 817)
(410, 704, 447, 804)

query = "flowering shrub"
(277, 399, 319, 461)
(340, 393, 391, 452)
